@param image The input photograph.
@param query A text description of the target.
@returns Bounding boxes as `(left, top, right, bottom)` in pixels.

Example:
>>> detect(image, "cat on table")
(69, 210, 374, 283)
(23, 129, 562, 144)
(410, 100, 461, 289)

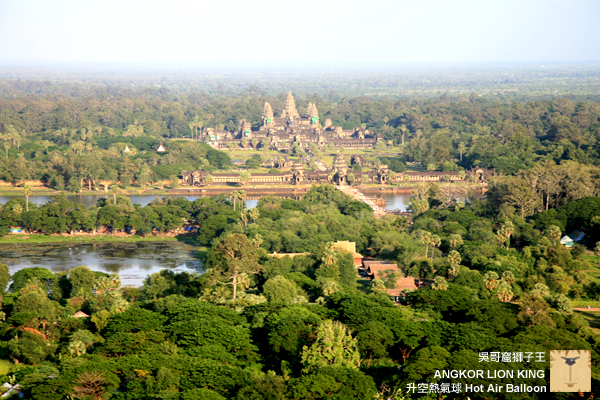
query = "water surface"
(0, 193, 408, 211)
(2, 241, 202, 287)
(0, 194, 260, 209)
(0, 192, 413, 287)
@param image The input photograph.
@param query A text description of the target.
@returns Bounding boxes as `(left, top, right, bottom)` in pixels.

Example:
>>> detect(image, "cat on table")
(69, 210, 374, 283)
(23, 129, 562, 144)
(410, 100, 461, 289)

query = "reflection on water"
(379, 192, 412, 211)
(2, 242, 203, 287)
(0, 192, 413, 288)
(0, 193, 411, 211)
(0, 194, 259, 208)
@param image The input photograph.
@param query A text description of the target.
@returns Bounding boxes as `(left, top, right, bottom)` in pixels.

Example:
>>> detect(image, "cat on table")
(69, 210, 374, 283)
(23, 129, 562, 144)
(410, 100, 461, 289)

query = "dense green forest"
(0, 79, 600, 187)
(0, 184, 599, 399)
(1, 75, 600, 399)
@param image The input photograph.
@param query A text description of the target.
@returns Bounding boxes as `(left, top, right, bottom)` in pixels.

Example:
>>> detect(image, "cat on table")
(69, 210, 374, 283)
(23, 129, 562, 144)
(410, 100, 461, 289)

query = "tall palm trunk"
(232, 273, 238, 300)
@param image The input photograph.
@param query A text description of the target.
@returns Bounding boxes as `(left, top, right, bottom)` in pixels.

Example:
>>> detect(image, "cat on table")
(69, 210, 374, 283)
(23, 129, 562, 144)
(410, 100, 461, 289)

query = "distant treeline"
(2, 64, 600, 99)
(0, 80, 598, 187)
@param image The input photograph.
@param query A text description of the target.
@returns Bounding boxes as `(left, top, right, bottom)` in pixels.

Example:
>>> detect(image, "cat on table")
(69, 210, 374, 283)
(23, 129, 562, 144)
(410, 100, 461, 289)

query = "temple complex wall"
(181, 168, 462, 187)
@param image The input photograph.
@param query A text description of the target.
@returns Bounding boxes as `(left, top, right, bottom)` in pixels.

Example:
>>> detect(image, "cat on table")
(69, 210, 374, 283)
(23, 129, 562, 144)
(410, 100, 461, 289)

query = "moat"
(0, 192, 413, 211)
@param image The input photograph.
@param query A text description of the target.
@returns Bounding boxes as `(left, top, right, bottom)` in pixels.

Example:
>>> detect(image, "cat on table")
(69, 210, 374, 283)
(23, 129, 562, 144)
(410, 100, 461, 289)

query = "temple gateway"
(181, 154, 466, 187)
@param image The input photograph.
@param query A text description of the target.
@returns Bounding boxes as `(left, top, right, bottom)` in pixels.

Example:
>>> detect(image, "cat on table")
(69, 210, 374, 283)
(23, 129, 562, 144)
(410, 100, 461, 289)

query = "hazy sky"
(0, 0, 599, 65)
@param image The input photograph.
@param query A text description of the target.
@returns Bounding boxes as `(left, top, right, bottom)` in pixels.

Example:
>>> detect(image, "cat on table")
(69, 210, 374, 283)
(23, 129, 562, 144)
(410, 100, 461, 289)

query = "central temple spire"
(281, 92, 300, 119)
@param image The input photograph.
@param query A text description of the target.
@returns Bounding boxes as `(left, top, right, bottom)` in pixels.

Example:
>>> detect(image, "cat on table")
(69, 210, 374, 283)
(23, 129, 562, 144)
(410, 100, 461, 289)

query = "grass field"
(0, 234, 179, 245)
(581, 252, 600, 283)
(571, 300, 600, 308)
(0, 360, 10, 375)
(574, 310, 600, 335)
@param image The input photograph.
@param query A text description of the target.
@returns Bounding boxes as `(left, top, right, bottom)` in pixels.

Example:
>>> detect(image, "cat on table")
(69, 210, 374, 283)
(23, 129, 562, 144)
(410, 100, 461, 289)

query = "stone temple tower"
(262, 102, 274, 127)
(281, 92, 300, 120)
(306, 102, 319, 124)
(239, 119, 252, 138)
(333, 154, 348, 185)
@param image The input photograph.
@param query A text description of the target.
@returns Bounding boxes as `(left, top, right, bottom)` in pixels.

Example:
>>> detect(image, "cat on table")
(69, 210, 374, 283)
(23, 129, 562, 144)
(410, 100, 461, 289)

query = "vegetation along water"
(1, 73, 600, 399)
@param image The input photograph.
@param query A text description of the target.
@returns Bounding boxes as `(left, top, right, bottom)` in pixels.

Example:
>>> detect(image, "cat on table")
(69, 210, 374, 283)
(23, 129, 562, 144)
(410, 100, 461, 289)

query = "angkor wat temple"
(203, 92, 383, 151)
(181, 154, 466, 187)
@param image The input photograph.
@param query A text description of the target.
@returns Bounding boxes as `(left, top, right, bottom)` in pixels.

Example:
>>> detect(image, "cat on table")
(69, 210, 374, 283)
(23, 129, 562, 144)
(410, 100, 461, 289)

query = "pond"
(0, 192, 412, 211)
(2, 241, 203, 287)
(379, 192, 412, 212)
(0, 194, 261, 210)
(0, 191, 413, 287)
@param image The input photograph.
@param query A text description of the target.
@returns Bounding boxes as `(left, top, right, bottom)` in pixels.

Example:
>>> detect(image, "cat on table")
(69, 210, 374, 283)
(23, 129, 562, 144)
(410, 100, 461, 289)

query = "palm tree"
(261, 137, 270, 154)
(109, 184, 119, 204)
(388, 171, 396, 182)
(41, 140, 51, 155)
(448, 250, 462, 278)
(227, 142, 237, 154)
(196, 121, 203, 140)
(496, 232, 507, 248)
(3, 142, 10, 159)
(322, 280, 339, 296)
(240, 212, 249, 228)
(455, 201, 465, 212)
(252, 234, 263, 248)
(249, 208, 260, 223)
(231, 190, 239, 211)
(12, 203, 23, 215)
(23, 187, 32, 211)
(238, 190, 247, 208)
(347, 173, 356, 186)
(548, 225, 562, 246)
(483, 271, 500, 291)
(502, 271, 515, 285)
(400, 124, 407, 145)
(432, 276, 448, 291)
(496, 281, 514, 302)
(458, 143, 465, 162)
(361, 174, 370, 186)
(321, 245, 337, 266)
(14, 132, 22, 150)
(59, 127, 68, 144)
(193, 115, 201, 140)
(501, 221, 515, 248)
(448, 234, 463, 248)
(430, 234, 441, 261)
(418, 231, 432, 258)
(239, 171, 251, 186)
